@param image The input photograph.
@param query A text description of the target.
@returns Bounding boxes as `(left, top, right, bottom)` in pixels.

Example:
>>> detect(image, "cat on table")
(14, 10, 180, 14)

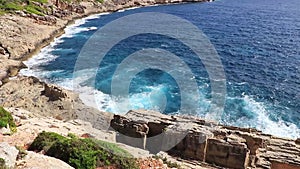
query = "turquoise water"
(21, 0, 300, 138)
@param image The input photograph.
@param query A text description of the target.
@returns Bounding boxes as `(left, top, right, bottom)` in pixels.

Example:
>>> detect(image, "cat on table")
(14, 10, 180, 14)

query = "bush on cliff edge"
(0, 107, 17, 133)
(28, 131, 138, 169)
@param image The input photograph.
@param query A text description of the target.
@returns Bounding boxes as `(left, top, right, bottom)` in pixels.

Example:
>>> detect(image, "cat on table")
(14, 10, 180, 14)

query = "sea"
(20, 0, 300, 138)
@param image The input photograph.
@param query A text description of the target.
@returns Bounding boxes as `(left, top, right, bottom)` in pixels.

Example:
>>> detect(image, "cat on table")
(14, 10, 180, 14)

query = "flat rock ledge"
(111, 110, 300, 169)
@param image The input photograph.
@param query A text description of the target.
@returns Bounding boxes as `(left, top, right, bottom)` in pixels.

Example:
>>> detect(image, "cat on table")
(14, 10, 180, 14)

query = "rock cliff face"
(111, 110, 300, 169)
(0, 76, 113, 131)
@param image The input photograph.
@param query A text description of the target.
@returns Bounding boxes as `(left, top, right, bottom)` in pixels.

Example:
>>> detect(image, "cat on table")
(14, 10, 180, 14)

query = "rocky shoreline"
(0, 0, 300, 169)
(0, 0, 211, 84)
(111, 110, 300, 169)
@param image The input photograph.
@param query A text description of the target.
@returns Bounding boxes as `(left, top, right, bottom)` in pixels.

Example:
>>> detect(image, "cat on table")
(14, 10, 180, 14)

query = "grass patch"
(95, 0, 104, 3)
(0, 9, 6, 15)
(16, 146, 28, 160)
(0, 107, 17, 133)
(29, 132, 138, 169)
(31, 0, 48, 4)
(25, 4, 44, 15)
(0, 0, 47, 15)
(1, 2, 23, 11)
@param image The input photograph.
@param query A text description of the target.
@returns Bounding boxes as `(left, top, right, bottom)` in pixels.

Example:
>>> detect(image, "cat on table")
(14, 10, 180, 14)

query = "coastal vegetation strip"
(28, 131, 139, 169)
(0, 0, 103, 15)
(0, 107, 16, 133)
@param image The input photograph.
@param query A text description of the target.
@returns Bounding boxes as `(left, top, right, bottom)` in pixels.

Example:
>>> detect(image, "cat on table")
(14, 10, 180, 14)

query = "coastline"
(13, 0, 212, 114)
(1, 0, 300, 169)
(0, 0, 211, 79)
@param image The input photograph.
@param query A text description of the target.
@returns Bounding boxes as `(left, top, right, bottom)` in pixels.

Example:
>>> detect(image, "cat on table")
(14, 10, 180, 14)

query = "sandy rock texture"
(16, 151, 75, 169)
(0, 76, 113, 131)
(0, 107, 155, 168)
(0, 107, 115, 147)
(111, 110, 300, 169)
(0, 142, 19, 168)
(0, 14, 67, 60)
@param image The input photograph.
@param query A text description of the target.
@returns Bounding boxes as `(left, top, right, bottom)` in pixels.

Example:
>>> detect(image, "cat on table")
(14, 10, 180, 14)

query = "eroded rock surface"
(0, 76, 113, 131)
(111, 110, 300, 169)
(0, 142, 19, 169)
(16, 151, 74, 169)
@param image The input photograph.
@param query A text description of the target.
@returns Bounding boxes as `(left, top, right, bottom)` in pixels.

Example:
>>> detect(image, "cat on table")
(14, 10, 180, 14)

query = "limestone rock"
(205, 138, 250, 169)
(0, 142, 19, 169)
(110, 110, 300, 169)
(42, 83, 68, 101)
(0, 47, 5, 55)
(271, 161, 300, 169)
(296, 138, 300, 145)
(0, 124, 12, 135)
(0, 76, 113, 131)
(16, 151, 74, 169)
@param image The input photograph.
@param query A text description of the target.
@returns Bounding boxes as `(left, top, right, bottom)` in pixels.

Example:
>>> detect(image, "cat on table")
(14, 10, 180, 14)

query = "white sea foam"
(19, 9, 300, 139)
(21, 13, 105, 78)
(117, 6, 141, 13)
(225, 95, 300, 139)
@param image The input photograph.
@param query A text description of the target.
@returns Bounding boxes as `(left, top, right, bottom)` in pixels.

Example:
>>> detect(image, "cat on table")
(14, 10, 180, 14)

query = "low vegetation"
(16, 146, 28, 160)
(0, 107, 16, 133)
(0, 0, 46, 15)
(0, 0, 104, 15)
(0, 158, 5, 169)
(28, 131, 139, 169)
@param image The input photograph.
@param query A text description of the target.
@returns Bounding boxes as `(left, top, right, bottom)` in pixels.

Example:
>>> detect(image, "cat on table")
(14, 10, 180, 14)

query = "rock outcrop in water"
(111, 110, 300, 169)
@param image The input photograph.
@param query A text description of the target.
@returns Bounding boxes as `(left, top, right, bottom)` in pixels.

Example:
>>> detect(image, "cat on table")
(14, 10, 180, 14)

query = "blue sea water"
(21, 0, 300, 138)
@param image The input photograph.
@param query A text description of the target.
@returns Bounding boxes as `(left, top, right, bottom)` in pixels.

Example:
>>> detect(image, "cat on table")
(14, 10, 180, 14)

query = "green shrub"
(16, 146, 28, 160)
(29, 132, 139, 169)
(0, 0, 47, 14)
(0, 107, 17, 133)
(2, 2, 23, 11)
(28, 131, 66, 152)
(0, 9, 6, 15)
(31, 0, 48, 4)
(25, 4, 44, 15)
(95, 0, 104, 3)
(0, 158, 5, 169)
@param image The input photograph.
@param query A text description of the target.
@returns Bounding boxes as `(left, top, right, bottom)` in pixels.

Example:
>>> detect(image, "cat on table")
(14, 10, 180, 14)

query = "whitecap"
(224, 95, 300, 139)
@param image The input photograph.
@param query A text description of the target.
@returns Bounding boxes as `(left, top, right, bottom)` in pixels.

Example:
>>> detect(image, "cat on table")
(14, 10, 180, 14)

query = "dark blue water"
(21, 0, 300, 138)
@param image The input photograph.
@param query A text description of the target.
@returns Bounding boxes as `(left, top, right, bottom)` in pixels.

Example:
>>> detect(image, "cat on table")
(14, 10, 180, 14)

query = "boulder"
(169, 128, 213, 161)
(111, 114, 149, 149)
(205, 138, 250, 169)
(0, 70, 7, 81)
(0, 47, 5, 55)
(295, 138, 300, 145)
(17, 151, 74, 169)
(0, 142, 19, 169)
(0, 124, 12, 135)
(42, 83, 68, 101)
(271, 161, 300, 169)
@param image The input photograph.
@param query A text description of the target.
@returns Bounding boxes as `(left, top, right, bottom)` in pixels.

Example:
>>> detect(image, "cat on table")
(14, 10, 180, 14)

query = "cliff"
(0, 0, 299, 169)
(111, 110, 300, 169)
